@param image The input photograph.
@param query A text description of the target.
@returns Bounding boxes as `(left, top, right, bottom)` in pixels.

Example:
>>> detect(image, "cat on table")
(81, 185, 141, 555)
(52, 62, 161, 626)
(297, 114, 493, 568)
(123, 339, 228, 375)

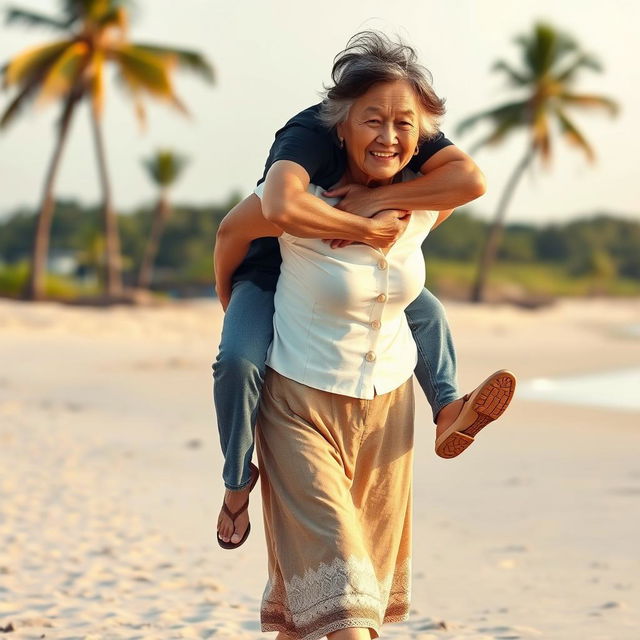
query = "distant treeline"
(0, 198, 639, 293)
(424, 208, 640, 279)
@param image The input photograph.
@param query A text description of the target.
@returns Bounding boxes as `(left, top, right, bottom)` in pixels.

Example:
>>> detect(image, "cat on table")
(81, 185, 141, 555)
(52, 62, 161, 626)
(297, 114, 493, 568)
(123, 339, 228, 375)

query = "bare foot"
(217, 483, 252, 545)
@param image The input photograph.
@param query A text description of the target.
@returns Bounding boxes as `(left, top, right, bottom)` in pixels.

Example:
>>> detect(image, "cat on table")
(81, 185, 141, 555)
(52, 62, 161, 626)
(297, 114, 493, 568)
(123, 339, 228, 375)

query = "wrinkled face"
(337, 80, 422, 186)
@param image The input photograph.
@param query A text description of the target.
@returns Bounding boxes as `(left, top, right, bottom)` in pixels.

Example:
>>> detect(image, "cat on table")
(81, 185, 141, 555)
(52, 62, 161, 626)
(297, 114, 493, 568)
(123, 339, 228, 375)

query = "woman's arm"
(324, 146, 486, 215)
(214, 193, 282, 311)
(262, 160, 410, 248)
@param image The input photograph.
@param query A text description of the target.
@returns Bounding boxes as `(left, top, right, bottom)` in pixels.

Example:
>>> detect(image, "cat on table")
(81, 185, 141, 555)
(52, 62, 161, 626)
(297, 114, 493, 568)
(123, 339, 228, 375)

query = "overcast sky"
(0, 0, 638, 223)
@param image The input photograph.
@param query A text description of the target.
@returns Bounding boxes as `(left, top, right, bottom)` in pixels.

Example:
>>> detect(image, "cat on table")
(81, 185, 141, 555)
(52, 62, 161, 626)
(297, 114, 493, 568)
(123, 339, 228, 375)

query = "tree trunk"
(89, 103, 122, 298)
(137, 192, 171, 290)
(471, 144, 536, 303)
(25, 92, 80, 300)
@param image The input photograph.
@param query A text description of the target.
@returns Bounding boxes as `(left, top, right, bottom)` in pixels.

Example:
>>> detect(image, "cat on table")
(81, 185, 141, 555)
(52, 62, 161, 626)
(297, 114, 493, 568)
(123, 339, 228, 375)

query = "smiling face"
(336, 79, 422, 186)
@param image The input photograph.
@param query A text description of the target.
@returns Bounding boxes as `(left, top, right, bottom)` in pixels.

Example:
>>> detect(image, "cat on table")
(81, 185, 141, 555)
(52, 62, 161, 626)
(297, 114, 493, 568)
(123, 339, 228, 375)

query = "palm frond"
(115, 72, 148, 127)
(38, 41, 89, 104)
(133, 43, 214, 83)
(171, 92, 190, 117)
(466, 115, 523, 155)
(555, 53, 602, 83)
(515, 22, 578, 79)
(462, 20, 614, 169)
(491, 60, 530, 87)
(2, 41, 71, 88)
(546, 26, 579, 71)
(56, 0, 130, 28)
(0, 75, 42, 128)
(5, 7, 72, 31)
(558, 92, 620, 116)
(90, 50, 106, 116)
(455, 100, 529, 138)
(93, 4, 128, 30)
(3, 1, 209, 134)
(534, 23, 557, 75)
(142, 149, 189, 187)
(554, 107, 596, 163)
(110, 44, 191, 122)
(86, 0, 116, 22)
(109, 44, 174, 97)
(62, 0, 114, 18)
(132, 92, 147, 126)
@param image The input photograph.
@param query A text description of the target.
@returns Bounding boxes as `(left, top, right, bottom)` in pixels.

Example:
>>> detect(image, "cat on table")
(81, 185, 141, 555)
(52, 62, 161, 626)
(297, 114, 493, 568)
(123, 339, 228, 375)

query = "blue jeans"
(212, 280, 459, 491)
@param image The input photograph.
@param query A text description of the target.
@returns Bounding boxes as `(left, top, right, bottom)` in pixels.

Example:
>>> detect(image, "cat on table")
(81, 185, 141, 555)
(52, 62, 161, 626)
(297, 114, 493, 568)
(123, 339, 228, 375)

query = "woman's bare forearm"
(266, 187, 371, 240)
(324, 146, 487, 216)
(376, 162, 484, 210)
(328, 161, 485, 215)
(263, 161, 408, 248)
(213, 194, 282, 310)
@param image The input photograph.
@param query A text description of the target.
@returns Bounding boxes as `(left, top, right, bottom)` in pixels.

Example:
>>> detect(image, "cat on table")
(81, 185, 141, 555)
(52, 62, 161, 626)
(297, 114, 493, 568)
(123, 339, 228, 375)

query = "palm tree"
(137, 149, 188, 290)
(455, 22, 619, 303)
(1, 0, 214, 300)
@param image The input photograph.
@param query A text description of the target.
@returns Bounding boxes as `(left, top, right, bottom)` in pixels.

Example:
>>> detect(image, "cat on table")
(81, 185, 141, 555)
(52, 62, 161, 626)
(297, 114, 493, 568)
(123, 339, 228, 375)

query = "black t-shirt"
(231, 103, 453, 289)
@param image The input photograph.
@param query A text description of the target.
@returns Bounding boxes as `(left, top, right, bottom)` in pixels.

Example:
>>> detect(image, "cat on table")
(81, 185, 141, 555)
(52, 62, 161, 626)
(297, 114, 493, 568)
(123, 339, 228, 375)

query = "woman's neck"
(342, 164, 394, 189)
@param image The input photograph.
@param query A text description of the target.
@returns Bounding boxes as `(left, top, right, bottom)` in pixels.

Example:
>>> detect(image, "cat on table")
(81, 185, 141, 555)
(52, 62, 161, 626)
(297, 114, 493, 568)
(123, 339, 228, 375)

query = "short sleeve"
(252, 182, 299, 244)
(408, 131, 454, 172)
(257, 125, 336, 186)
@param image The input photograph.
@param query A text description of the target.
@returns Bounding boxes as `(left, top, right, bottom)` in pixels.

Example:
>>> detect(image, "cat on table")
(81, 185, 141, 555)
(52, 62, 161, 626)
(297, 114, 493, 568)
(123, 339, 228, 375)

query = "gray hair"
(318, 31, 446, 142)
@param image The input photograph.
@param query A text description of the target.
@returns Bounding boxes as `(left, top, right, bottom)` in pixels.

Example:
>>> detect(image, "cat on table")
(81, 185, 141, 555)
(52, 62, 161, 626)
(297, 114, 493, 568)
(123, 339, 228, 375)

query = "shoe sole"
(435, 370, 516, 459)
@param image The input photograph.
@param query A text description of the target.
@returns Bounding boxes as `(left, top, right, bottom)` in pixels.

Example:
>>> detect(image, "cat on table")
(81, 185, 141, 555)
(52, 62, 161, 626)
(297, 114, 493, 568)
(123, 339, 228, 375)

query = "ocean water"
(621, 323, 640, 338)
(518, 367, 640, 411)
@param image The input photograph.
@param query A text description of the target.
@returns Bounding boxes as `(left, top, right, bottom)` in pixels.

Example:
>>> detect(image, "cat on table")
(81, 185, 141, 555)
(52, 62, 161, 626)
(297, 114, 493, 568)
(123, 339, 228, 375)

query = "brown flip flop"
(435, 369, 516, 459)
(217, 462, 260, 550)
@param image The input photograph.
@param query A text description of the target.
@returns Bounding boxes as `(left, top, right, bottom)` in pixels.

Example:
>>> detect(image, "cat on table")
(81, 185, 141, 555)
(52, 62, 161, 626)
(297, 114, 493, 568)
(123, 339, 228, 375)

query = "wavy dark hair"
(318, 31, 446, 142)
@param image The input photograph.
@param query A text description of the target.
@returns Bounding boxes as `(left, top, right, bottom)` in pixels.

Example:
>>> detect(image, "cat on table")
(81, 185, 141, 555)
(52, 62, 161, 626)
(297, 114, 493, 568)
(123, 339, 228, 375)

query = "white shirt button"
(365, 351, 376, 362)
(376, 293, 387, 303)
(377, 259, 388, 270)
(371, 320, 381, 330)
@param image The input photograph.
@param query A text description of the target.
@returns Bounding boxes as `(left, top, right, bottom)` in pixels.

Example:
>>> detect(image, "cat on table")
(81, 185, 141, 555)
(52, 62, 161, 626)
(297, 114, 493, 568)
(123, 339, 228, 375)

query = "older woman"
(214, 36, 516, 552)
(215, 32, 514, 639)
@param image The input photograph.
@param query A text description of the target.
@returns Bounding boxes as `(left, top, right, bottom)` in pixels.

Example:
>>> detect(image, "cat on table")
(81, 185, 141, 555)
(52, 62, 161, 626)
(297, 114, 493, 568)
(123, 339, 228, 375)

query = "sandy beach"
(1, 296, 639, 639)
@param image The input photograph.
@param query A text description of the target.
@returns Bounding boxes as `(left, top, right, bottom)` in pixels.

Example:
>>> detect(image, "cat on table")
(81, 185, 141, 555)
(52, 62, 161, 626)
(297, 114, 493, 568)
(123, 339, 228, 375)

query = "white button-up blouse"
(254, 169, 439, 399)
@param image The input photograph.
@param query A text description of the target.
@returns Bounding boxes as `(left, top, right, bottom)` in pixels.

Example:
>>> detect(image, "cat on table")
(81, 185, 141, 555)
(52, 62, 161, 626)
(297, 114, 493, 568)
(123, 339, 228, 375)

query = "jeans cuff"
(224, 476, 253, 492)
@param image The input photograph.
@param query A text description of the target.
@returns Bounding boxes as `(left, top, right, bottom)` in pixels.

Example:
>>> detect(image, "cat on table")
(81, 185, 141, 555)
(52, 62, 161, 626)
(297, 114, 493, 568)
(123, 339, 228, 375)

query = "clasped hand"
(321, 183, 411, 249)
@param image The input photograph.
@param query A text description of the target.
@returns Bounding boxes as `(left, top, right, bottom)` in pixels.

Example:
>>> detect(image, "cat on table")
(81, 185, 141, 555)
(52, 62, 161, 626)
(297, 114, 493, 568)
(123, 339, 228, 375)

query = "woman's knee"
(212, 347, 266, 385)
(421, 287, 446, 316)
(406, 287, 446, 328)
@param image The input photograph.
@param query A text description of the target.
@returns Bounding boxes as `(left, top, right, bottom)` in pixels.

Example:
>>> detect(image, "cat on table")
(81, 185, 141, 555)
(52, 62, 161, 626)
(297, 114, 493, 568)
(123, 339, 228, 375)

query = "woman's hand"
(325, 209, 411, 250)
(325, 209, 411, 249)
(323, 183, 376, 217)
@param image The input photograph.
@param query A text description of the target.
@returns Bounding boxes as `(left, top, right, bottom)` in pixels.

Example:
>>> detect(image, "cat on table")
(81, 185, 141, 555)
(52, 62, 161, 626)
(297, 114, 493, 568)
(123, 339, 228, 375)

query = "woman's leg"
(212, 279, 275, 542)
(405, 287, 517, 458)
(404, 287, 459, 422)
(257, 370, 410, 639)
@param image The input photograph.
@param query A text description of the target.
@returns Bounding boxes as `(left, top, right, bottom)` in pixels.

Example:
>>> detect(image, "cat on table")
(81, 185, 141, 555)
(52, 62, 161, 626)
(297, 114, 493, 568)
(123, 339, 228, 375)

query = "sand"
(0, 296, 639, 639)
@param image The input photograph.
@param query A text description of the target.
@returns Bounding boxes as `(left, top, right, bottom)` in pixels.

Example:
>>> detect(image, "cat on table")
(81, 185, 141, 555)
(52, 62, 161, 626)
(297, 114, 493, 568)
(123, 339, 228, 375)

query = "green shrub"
(0, 261, 100, 299)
